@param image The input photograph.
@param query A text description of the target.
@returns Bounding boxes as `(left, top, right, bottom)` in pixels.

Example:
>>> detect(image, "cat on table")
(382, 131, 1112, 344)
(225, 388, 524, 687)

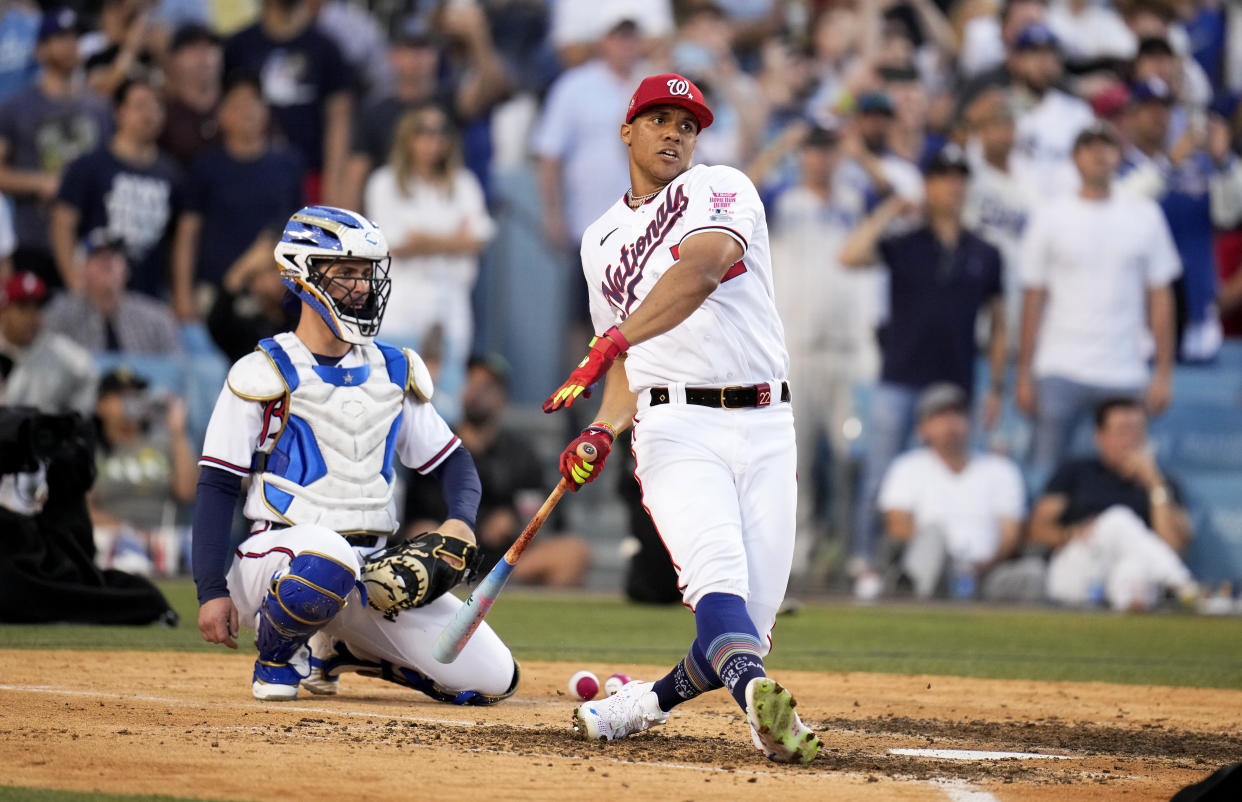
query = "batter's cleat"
(745, 677, 821, 764)
(572, 680, 668, 742)
(301, 632, 340, 696)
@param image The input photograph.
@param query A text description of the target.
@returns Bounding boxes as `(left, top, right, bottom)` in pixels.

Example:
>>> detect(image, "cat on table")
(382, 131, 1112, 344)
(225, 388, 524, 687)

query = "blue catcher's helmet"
(275, 206, 392, 345)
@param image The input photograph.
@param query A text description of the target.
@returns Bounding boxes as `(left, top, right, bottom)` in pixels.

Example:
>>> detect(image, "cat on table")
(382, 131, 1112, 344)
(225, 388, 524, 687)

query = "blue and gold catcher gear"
(276, 206, 392, 345)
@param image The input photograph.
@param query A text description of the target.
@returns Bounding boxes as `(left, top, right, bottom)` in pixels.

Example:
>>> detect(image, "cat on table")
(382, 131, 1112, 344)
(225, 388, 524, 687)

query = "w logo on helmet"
(666, 78, 692, 98)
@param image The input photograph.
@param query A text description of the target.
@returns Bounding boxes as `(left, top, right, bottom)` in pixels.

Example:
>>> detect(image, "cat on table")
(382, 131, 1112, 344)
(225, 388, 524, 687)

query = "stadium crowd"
(0, 0, 1240, 615)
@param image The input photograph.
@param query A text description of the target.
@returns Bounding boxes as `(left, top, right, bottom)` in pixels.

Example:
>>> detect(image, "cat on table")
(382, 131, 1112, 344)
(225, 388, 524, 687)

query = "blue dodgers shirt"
(876, 226, 1003, 395)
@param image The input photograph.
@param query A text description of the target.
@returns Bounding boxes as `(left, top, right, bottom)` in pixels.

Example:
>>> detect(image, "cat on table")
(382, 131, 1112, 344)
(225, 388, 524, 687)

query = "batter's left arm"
(542, 232, 743, 413)
(614, 231, 742, 347)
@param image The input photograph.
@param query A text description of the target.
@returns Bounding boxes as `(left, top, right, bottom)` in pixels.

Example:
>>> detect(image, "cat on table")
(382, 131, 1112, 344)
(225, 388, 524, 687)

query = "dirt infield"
(1, 649, 1238, 801)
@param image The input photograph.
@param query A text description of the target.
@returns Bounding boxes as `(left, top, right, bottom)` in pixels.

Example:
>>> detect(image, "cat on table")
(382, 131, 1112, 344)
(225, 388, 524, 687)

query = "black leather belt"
(250, 524, 383, 548)
(649, 381, 790, 409)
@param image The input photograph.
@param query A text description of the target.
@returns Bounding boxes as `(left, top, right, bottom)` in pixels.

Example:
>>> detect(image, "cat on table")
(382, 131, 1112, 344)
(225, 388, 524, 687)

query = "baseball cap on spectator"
(856, 91, 894, 116)
(84, 228, 125, 256)
(467, 353, 512, 390)
(1, 272, 48, 307)
(878, 65, 920, 84)
(37, 8, 77, 42)
(1073, 120, 1119, 151)
(803, 126, 840, 149)
(599, 7, 641, 38)
(1014, 22, 1058, 51)
(626, 73, 713, 131)
(1136, 36, 1175, 59)
(916, 383, 969, 421)
(170, 23, 220, 53)
(98, 366, 149, 397)
(1129, 76, 1174, 106)
(1088, 79, 1129, 118)
(924, 144, 970, 177)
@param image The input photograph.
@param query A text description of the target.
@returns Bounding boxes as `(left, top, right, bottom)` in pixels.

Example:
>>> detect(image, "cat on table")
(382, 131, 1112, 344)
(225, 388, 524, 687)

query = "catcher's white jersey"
(199, 334, 460, 534)
(581, 164, 789, 392)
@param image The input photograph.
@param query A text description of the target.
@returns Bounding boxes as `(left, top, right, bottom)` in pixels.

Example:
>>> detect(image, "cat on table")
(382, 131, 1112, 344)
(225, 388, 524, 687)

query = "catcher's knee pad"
(257, 551, 356, 663)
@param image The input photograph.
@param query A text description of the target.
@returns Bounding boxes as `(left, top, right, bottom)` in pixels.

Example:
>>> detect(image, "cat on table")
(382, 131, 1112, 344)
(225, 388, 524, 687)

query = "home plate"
(891, 748, 1081, 761)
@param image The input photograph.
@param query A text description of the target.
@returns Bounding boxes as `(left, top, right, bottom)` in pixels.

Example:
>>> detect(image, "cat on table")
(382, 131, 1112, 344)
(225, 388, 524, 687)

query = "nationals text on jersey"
(601, 183, 689, 317)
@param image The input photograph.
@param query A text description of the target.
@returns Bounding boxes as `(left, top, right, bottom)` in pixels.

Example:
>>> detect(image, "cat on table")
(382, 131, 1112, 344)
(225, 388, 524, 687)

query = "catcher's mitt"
(360, 532, 481, 613)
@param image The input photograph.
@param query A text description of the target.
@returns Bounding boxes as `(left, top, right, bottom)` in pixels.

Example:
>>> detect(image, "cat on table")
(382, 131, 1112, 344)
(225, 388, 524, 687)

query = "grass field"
(1, 578, 1239, 689)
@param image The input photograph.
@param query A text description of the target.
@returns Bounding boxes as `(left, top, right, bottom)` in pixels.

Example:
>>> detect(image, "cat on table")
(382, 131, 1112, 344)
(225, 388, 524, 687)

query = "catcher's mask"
(275, 206, 392, 345)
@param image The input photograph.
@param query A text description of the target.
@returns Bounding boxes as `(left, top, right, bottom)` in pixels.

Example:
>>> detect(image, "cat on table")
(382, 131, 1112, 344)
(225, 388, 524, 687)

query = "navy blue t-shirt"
(223, 23, 353, 172)
(877, 226, 1002, 395)
(185, 144, 304, 286)
(56, 145, 183, 298)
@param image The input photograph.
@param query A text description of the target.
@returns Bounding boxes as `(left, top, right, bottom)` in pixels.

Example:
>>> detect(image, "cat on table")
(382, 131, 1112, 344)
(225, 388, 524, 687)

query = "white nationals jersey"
(199, 332, 460, 534)
(581, 164, 789, 391)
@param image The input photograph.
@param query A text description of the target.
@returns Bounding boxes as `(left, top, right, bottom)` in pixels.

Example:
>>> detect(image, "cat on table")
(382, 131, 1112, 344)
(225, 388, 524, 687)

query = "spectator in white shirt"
(963, 89, 1035, 354)
(1016, 122, 1180, 482)
(1006, 23, 1095, 198)
(879, 383, 1025, 599)
(533, 17, 645, 254)
(364, 104, 495, 423)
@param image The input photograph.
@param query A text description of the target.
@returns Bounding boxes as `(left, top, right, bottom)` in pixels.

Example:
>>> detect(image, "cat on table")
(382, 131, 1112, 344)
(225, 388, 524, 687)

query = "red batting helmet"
(626, 73, 714, 131)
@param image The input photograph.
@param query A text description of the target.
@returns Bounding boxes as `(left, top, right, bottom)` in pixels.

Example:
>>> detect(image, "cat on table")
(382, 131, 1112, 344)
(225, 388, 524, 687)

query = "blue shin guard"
(256, 551, 356, 665)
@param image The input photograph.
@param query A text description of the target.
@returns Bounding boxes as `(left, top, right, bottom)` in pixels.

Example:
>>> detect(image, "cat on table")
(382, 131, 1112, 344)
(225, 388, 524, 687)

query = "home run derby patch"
(709, 189, 736, 222)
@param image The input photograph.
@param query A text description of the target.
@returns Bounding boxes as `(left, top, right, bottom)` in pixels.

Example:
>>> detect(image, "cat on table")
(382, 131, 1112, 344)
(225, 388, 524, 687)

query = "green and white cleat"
(745, 677, 821, 764)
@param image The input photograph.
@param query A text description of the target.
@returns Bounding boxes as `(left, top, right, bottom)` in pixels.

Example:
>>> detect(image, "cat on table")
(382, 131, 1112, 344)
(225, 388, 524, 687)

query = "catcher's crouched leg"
(312, 638, 521, 705)
(254, 549, 357, 701)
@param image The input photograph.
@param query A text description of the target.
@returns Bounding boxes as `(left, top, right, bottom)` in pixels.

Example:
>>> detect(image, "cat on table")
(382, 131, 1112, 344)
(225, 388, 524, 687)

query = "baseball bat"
(432, 442, 597, 663)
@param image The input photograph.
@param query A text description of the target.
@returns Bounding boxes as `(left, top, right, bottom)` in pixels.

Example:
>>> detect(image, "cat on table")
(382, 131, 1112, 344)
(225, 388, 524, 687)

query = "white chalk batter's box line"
(4, 683, 1108, 799)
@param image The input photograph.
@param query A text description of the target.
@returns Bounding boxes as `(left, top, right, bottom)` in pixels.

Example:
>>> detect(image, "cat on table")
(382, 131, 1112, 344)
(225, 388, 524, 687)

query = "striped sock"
(705, 632, 766, 710)
(693, 592, 767, 712)
(652, 640, 722, 713)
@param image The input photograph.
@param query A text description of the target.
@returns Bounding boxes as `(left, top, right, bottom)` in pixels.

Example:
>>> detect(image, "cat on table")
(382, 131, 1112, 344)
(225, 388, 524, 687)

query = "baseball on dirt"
(568, 670, 600, 701)
(605, 673, 632, 696)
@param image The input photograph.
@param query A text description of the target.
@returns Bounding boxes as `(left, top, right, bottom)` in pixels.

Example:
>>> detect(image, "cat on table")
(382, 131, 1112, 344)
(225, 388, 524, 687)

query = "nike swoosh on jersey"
(600, 227, 619, 246)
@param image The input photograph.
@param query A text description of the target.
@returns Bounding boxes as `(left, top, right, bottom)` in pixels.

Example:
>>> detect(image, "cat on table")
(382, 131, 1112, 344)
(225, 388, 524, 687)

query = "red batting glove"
(542, 326, 629, 412)
(559, 425, 615, 491)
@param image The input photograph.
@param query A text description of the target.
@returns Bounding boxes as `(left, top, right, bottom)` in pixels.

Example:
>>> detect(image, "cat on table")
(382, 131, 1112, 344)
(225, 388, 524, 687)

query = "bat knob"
(578, 442, 597, 461)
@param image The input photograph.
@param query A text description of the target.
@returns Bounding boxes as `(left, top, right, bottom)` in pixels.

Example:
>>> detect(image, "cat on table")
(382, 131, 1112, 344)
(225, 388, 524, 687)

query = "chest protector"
(245, 332, 408, 535)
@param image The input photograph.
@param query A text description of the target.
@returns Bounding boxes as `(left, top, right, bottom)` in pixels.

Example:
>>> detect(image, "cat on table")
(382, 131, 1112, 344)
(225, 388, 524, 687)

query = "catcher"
(192, 206, 519, 704)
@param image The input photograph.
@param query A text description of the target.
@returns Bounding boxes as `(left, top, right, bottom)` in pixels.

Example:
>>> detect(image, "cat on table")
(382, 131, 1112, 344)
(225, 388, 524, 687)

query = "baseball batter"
(192, 206, 518, 704)
(543, 74, 821, 763)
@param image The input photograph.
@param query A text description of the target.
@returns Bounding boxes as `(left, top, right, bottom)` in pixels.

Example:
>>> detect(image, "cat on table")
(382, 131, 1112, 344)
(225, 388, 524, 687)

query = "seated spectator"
(89, 366, 197, 576)
(0, 271, 95, 416)
(1, 270, 96, 529)
(43, 228, 181, 354)
(157, 23, 222, 169)
(51, 78, 183, 298)
(171, 72, 303, 320)
(879, 383, 1025, 599)
(1028, 398, 1196, 611)
(403, 355, 590, 587)
(205, 227, 296, 363)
